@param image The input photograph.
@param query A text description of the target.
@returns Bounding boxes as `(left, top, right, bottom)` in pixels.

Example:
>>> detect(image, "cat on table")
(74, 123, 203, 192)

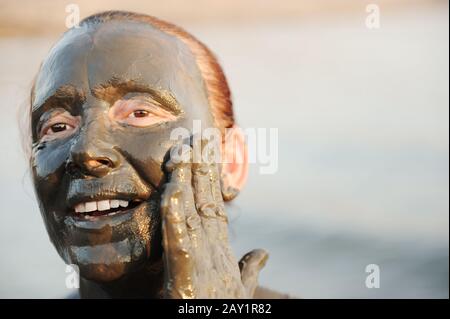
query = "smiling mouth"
(72, 199, 144, 218)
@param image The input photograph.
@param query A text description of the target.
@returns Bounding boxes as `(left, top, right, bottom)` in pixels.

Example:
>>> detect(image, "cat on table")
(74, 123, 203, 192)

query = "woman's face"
(30, 20, 215, 281)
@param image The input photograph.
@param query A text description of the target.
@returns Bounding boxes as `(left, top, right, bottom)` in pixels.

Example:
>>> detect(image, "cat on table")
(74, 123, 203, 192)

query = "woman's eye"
(110, 97, 178, 127)
(130, 110, 150, 118)
(38, 111, 80, 142)
(49, 123, 72, 133)
(43, 122, 75, 137)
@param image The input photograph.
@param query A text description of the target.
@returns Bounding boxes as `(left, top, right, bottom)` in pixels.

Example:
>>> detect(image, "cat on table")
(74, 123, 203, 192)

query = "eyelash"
(37, 97, 176, 140)
(47, 123, 70, 133)
(129, 110, 150, 118)
(39, 113, 79, 141)
(41, 122, 73, 138)
(110, 98, 176, 127)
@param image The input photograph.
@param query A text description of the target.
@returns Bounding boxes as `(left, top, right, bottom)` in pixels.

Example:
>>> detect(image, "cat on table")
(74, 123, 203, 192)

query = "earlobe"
(220, 125, 248, 201)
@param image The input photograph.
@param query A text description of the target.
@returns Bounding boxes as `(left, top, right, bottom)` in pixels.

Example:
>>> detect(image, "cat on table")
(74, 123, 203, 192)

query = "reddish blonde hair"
(81, 11, 235, 133)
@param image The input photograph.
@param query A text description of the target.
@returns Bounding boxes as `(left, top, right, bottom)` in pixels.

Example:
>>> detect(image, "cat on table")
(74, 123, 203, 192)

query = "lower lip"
(64, 200, 155, 249)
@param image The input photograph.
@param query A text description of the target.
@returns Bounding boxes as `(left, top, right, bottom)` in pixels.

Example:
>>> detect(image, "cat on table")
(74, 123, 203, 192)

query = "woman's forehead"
(33, 20, 206, 112)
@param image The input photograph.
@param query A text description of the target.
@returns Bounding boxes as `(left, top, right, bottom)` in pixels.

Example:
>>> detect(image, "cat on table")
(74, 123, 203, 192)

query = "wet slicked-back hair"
(80, 10, 235, 132)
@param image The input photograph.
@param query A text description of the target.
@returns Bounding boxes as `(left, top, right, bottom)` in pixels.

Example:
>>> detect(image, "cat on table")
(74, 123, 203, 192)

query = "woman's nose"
(66, 148, 120, 178)
(66, 120, 121, 178)
(65, 104, 122, 178)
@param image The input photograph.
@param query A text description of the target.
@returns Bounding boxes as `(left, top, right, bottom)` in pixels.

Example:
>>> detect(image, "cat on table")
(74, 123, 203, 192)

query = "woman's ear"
(220, 125, 248, 201)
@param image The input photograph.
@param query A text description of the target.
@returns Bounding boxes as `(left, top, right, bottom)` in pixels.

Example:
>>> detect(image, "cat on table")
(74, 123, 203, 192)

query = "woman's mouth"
(72, 199, 144, 218)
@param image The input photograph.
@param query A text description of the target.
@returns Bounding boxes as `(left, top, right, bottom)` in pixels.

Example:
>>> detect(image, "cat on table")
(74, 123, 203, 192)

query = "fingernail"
(222, 186, 239, 201)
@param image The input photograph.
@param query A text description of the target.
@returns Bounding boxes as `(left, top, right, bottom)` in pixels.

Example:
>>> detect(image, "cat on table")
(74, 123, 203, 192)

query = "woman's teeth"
(74, 199, 129, 213)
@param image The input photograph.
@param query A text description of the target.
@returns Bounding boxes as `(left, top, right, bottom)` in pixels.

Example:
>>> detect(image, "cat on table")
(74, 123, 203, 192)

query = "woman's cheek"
(32, 140, 71, 182)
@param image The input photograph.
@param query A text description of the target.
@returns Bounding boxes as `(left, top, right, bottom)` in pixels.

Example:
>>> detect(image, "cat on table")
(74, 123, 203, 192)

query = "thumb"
(239, 249, 269, 297)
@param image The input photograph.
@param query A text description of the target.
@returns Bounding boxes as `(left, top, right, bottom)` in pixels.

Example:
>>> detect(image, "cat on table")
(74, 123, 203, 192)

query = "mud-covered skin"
(162, 144, 268, 298)
(31, 18, 267, 298)
(31, 20, 213, 283)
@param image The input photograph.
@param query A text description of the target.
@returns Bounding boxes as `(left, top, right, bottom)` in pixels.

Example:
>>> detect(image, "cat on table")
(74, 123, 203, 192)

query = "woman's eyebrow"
(32, 85, 85, 113)
(31, 85, 85, 139)
(91, 79, 183, 115)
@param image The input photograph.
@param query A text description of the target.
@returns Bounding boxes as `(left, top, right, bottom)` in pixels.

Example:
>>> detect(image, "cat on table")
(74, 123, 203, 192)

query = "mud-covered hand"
(161, 143, 268, 298)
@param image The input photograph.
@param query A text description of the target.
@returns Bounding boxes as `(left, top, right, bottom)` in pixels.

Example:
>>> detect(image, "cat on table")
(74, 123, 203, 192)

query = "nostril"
(66, 157, 114, 178)
(66, 162, 80, 176)
(97, 158, 113, 167)
(85, 157, 114, 171)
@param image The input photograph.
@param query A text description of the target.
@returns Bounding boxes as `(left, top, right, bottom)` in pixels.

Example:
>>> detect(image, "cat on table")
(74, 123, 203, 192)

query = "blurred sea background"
(0, 0, 448, 298)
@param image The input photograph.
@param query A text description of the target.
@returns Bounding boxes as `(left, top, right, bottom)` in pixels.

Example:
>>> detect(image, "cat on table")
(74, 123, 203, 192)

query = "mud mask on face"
(30, 20, 215, 282)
